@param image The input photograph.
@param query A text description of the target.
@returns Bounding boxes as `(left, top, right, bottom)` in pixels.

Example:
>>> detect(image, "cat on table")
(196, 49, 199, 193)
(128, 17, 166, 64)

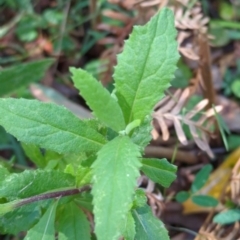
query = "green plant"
(213, 208, 240, 225)
(222, 59, 240, 97)
(0, 8, 179, 240)
(176, 164, 219, 207)
(0, 59, 54, 97)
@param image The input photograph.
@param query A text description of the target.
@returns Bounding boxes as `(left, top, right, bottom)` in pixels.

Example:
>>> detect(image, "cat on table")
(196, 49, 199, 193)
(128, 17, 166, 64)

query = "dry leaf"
(153, 88, 223, 157)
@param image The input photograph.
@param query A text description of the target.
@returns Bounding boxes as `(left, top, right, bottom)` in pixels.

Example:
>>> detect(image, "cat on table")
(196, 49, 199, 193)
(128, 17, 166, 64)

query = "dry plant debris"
(231, 158, 240, 205)
(194, 157, 240, 240)
(152, 87, 222, 157)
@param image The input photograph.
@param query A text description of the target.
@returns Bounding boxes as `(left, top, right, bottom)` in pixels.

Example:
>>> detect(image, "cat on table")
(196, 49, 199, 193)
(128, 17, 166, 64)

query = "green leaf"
(0, 98, 106, 154)
(0, 126, 8, 144)
(132, 204, 169, 240)
(75, 192, 93, 211)
(65, 164, 92, 187)
(175, 191, 190, 203)
(227, 134, 240, 150)
(114, 8, 179, 124)
(213, 105, 230, 151)
(171, 59, 192, 88)
(131, 115, 152, 149)
(133, 189, 147, 209)
(0, 165, 10, 182)
(0, 201, 49, 234)
(122, 212, 136, 240)
(24, 200, 58, 240)
(0, 59, 54, 96)
(220, 1, 234, 21)
(21, 143, 46, 168)
(0, 201, 16, 216)
(57, 202, 91, 240)
(141, 158, 177, 187)
(70, 67, 125, 132)
(23, 143, 64, 169)
(92, 136, 141, 240)
(191, 164, 212, 193)
(209, 23, 230, 47)
(213, 209, 240, 225)
(0, 169, 75, 200)
(191, 195, 218, 207)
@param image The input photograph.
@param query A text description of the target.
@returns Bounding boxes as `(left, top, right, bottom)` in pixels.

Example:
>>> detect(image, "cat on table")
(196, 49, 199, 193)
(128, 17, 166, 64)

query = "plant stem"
(16, 185, 91, 208)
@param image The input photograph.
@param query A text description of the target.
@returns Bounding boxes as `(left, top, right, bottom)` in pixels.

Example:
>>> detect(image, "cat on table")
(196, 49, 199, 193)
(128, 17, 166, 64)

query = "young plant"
(176, 164, 219, 207)
(0, 8, 179, 240)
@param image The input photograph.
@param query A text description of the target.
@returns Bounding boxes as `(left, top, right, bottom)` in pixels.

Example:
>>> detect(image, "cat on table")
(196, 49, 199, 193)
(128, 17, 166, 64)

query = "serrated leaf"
(0, 169, 75, 200)
(132, 204, 170, 240)
(213, 209, 240, 225)
(175, 191, 190, 203)
(92, 136, 141, 240)
(131, 115, 152, 149)
(0, 201, 50, 234)
(57, 202, 91, 240)
(114, 8, 179, 124)
(24, 200, 58, 240)
(122, 212, 136, 240)
(141, 158, 176, 187)
(191, 164, 212, 193)
(0, 98, 106, 154)
(70, 68, 125, 132)
(191, 195, 218, 207)
(0, 59, 54, 96)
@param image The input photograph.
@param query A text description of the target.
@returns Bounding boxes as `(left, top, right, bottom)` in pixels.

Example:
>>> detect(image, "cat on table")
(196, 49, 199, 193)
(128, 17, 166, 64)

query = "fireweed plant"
(0, 8, 179, 240)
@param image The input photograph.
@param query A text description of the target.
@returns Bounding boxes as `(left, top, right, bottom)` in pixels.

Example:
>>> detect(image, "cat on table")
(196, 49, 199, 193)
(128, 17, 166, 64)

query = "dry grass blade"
(195, 214, 240, 240)
(137, 175, 165, 217)
(185, 99, 209, 119)
(153, 88, 223, 157)
(146, 191, 165, 217)
(198, 106, 223, 125)
(102, 10, 131, 23)
(139, 0, 162, 7)
(155, 89, 182, 112)
(153, 115, 169, 141)
(173, 116, 188, 145)
(179, 47, 200, 60)
(231, 158, 240, 205)
(194, 160, 240, 240)
(171, 88, 190, 115)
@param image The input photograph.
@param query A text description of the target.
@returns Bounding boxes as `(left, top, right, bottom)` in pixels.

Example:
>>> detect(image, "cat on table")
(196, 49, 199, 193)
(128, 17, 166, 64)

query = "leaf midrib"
(42, 202, 56, 240)
(127, 14, 160, 124)
(105, 137, 123, 238)
(132, 209, 148, 238)
(0, 103, 104, 147)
